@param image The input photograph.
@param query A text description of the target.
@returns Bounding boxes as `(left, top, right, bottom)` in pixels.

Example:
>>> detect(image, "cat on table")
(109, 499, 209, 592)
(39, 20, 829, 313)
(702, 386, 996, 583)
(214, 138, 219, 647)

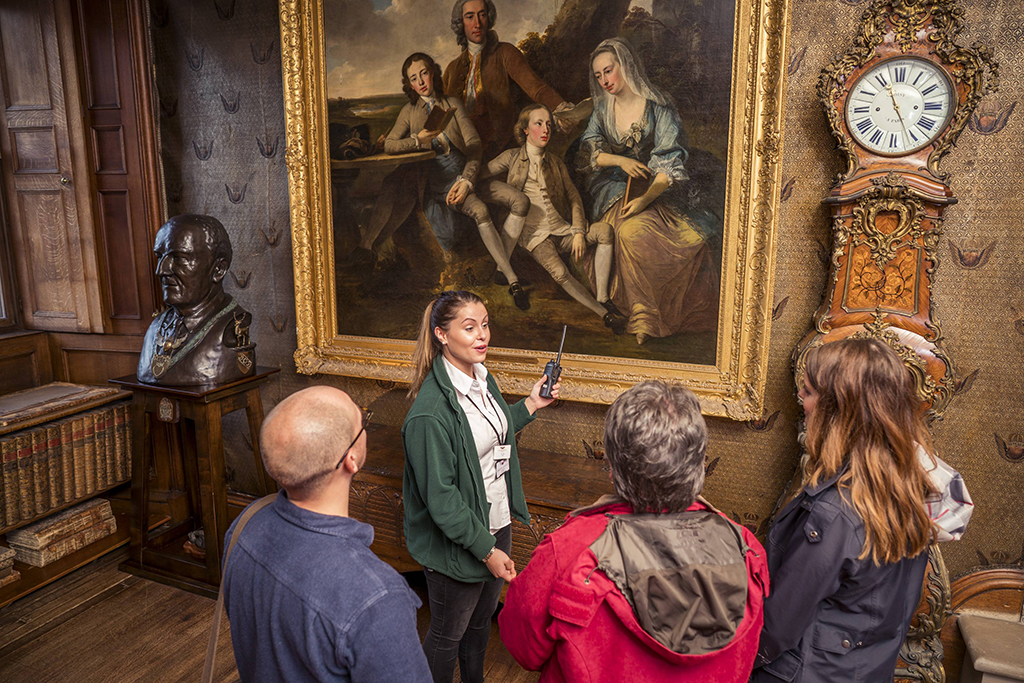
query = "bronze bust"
(137, 214, 256, 386)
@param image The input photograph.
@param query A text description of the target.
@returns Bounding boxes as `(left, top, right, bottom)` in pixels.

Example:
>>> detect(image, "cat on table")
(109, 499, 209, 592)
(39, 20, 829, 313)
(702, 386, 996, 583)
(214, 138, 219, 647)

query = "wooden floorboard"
(0, 550, 136, 658)
(0, 556, 540, 683)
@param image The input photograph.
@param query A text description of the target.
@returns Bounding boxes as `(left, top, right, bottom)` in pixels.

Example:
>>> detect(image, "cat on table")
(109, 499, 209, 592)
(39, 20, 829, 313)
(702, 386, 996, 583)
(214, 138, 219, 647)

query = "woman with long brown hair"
(751, 337, 938, 683)
(402, 290, 559, 683)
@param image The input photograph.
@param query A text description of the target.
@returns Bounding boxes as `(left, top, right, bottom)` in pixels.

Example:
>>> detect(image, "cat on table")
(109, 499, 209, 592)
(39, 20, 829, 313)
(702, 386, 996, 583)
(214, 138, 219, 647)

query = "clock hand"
(885, 84, 912, 147)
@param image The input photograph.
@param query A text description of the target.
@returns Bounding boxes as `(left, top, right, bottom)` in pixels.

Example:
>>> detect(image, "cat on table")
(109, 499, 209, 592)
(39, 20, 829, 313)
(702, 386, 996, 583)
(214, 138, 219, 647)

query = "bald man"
(222, 387, 431, 682)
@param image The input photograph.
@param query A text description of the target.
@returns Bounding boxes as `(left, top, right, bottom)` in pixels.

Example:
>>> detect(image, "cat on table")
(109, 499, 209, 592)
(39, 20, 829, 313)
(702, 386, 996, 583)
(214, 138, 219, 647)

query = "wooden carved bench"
(349, 422, 613, 573)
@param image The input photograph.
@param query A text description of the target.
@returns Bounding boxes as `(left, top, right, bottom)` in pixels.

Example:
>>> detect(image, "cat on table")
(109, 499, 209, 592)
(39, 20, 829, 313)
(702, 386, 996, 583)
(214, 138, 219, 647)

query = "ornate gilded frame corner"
(278, 0, 791, 419)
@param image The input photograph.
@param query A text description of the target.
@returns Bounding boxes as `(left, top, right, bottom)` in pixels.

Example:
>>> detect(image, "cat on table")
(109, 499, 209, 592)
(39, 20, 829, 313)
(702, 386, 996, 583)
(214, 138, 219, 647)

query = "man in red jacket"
(499, 381, 769, 683)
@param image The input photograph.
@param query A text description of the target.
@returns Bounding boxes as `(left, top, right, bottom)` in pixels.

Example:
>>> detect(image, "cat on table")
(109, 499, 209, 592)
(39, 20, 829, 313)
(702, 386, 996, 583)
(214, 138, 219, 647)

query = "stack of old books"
(0, 402, 131, 529)
(5, 499, 117, 567)
(0, 546, 17, 587)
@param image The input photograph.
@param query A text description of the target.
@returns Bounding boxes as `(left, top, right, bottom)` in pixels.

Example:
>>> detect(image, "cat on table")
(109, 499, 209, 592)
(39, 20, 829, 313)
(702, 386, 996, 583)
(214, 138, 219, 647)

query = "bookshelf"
(0, 383, 135, 606)
(0, 504, 169, 608)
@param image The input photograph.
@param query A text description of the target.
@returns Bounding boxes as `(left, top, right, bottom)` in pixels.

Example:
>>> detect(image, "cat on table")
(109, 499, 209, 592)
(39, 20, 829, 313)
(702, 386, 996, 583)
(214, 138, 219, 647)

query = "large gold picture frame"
(279, 0, 790, 419)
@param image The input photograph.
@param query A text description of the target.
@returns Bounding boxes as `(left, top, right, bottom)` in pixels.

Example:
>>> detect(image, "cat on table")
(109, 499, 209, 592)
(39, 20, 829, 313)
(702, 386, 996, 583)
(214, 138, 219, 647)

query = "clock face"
(845, 57, 956, 155)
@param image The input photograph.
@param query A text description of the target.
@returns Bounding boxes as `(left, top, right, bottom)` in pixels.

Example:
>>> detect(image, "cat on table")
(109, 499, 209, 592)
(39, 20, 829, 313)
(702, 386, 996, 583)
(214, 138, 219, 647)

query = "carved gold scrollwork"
(895, 545, 951, 683)
(847, 173, 927, 270)
(849, 311, 953, 414)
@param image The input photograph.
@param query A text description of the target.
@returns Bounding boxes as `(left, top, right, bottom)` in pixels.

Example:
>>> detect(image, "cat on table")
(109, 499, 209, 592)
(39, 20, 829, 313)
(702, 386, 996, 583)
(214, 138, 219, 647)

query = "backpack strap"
(201, 492, 279, 683)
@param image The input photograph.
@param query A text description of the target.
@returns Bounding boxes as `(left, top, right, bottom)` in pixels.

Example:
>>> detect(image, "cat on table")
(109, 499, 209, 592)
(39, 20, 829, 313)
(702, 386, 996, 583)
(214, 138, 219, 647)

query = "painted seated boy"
(481, 104, 626, 334)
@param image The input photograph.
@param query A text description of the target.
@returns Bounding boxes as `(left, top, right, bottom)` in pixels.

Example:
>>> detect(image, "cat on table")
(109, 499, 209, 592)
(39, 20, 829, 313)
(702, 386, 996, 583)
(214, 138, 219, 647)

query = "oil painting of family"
(328, 0, 731, 364)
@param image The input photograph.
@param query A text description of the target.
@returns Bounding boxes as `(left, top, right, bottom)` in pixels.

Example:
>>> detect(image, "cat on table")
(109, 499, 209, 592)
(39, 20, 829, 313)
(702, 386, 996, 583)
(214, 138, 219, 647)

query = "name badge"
(494, 444, 511, 479)
(495, 458, 510, 479)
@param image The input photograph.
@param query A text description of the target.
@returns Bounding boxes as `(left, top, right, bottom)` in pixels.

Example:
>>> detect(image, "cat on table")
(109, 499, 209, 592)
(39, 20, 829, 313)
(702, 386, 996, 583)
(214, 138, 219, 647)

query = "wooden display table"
(351, 422, 613, 573)
(110, 368, 279, 598)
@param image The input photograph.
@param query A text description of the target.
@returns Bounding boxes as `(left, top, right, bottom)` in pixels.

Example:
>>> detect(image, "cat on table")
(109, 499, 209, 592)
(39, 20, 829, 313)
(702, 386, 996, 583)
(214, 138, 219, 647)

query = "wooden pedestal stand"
(110, 367, 279, 598)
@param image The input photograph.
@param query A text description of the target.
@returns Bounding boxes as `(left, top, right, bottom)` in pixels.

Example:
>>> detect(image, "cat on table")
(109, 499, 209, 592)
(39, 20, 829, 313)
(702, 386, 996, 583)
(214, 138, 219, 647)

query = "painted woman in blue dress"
(579, 38, 720, 345)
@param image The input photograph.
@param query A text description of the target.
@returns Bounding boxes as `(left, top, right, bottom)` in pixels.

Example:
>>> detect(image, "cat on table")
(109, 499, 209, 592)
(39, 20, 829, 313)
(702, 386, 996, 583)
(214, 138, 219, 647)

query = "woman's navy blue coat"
(751, 469, 929, 683)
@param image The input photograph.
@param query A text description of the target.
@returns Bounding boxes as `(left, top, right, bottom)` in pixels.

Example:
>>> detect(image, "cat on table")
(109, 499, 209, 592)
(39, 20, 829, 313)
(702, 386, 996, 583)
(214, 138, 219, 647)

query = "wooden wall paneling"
(0, 0, 104, 333)
(70, 0, 161, 335)
(0, 157, 18, 330)
(0, 330, 54, 394)
(48, 330, 141, 385)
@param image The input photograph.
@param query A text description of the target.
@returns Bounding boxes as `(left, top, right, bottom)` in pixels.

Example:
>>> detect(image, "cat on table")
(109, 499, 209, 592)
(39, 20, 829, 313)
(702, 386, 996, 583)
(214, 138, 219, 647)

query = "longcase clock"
(794, 2, 997, 682)
(795, 0, 997, 420)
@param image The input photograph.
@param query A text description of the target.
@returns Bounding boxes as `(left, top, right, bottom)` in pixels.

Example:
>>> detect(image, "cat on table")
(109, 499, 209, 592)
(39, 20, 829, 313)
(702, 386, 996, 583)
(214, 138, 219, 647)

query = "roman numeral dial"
(844, 57, 955, 156)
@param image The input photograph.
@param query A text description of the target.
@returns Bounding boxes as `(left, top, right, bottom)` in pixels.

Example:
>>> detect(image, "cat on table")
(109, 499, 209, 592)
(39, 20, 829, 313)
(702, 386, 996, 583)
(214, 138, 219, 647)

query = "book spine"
(16, 434, 34, 520)
(6, 500, 114, 549)
(15, 516, 117, 567)
(31, 429, 49, 515)
(104, 408, 115, 488)
(0, 569, 21, 588)
(60, 419, 75, 504)
(112, 405, 125, 483)
(1, 436, 16, 528)
(93, 412, 107, 490)
(82, 415, 96, 495)
(123, 406, 133, 479)
(47, 424, 63, 509)
(72, 417, 86, 499)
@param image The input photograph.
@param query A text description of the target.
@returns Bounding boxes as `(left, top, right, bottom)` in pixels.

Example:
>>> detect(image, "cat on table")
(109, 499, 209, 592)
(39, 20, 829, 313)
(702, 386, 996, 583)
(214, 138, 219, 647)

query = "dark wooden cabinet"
(69, 0, 162, 336)
(0, 0, 161, 340)
(0, 0, 105, 333)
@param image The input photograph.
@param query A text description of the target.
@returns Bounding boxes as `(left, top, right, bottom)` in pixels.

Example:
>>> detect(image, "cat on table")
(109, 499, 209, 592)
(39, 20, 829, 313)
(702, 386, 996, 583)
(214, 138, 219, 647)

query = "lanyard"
(465, 388, 507, 446)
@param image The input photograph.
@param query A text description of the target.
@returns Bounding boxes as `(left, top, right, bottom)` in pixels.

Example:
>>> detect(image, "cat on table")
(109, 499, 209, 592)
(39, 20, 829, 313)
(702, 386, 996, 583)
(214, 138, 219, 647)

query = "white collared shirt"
(442, 356, 511, 532)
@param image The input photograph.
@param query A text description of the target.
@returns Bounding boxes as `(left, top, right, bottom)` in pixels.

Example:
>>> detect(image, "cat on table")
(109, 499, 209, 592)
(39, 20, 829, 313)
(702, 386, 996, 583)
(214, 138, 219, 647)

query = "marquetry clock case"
(795, 0, 997, 420)
(796, 2, 997, 682)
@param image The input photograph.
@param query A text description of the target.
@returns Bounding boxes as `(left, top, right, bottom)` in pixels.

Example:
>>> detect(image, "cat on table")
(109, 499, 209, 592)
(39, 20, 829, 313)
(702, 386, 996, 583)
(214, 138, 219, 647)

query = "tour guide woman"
(403, 290, 559, 683)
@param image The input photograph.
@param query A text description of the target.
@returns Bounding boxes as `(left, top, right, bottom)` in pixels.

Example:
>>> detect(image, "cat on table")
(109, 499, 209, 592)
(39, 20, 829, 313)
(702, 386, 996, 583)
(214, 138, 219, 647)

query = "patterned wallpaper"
(150, 0, 1023, 580)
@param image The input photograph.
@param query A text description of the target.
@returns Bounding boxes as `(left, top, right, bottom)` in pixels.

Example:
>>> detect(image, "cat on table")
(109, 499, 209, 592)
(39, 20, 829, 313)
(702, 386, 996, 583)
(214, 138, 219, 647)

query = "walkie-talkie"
(540, 325, 567, 399)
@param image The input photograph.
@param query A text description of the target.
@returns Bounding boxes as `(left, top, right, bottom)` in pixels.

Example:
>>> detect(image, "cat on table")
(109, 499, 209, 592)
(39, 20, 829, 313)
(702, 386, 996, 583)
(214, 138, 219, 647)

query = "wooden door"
(71, 0, 162, 335)
(0, 0, 104, 332)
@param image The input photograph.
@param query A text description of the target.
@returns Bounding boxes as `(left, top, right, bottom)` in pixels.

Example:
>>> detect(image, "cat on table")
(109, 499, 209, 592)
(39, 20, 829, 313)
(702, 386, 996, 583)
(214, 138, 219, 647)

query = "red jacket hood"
(499, 497, 769, 683)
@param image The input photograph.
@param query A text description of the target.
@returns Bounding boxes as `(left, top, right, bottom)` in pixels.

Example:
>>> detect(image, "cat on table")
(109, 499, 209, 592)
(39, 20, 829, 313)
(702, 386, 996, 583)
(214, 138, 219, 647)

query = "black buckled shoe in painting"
(509, 282, 530, 310)
(603, 308, 627, 335)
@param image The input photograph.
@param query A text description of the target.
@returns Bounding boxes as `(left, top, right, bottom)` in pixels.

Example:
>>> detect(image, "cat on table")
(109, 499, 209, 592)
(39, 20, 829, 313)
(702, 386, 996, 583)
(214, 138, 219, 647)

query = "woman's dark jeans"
(422, 525, 512, 683)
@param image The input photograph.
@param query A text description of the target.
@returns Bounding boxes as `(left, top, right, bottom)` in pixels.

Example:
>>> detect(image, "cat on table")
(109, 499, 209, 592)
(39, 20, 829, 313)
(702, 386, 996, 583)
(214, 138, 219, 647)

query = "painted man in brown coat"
(443, 0, 566, 161)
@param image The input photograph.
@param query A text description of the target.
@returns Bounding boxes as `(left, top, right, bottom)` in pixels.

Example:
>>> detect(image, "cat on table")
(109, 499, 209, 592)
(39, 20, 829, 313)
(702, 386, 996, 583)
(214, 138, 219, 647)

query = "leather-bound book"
(0, 569, 21, 588)
(7, 499, 114, 550)
(59, 419, 74, 504)
(123, 406, 133, 478)
(423, 105, 455, 134)
(71, 416, 87, 499)
(82, 415, 96, 496)
(113, 405, 126, 483)
(47, 424, 63, 509)
(92, 412, 107, 490)
(16, 434, 34, 520)
(31, 429, 50, 515)
(103, 408, 116, 488)
(12, 516, 117, 567)
(1, 435, 17, 528)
